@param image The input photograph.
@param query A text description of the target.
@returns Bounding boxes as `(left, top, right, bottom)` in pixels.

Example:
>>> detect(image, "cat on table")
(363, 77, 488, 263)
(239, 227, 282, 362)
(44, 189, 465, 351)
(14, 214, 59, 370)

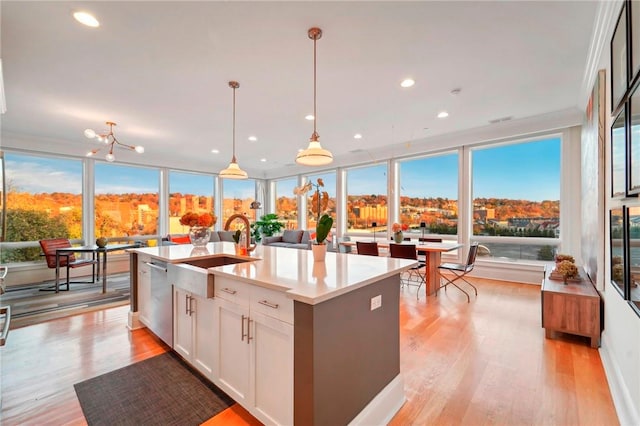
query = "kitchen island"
(128, 242, 416, 425)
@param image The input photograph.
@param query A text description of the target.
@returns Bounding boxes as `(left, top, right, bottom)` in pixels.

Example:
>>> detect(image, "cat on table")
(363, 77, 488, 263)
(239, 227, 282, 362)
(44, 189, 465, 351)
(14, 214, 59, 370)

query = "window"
(273, 178, 298, 230)
(471, 137, 561, 260)
(1, 153, 83, 263)
(346, 164, 387, 233)
(169, 171, 215, 234)
(399, 153, 458, 236)
(305, 171, 336, 229)
(95, 163, 159, 237)
(221, 179, 256, 227)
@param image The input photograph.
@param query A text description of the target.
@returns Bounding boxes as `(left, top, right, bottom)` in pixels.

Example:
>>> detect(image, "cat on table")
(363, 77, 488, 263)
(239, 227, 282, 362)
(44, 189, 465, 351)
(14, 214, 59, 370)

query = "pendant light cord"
(232, 84, 237, 162)
(313, 36, 317, 137)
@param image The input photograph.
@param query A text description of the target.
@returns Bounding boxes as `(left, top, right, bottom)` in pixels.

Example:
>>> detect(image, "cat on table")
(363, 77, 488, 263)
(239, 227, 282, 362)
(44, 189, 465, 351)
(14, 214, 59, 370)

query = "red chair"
(356, 241, 379, 256)
(39, 239, 99, 292)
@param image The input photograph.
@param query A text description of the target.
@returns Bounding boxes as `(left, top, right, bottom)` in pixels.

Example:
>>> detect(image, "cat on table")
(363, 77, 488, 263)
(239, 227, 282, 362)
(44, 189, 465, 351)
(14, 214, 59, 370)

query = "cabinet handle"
(185, 294, 189, 315)
(247, 318, 253, 344)
(221, 288, 237, 295)
(189, 296, 195, 316)
(258, 300, 279, 309)
(241, 314, 247, 341)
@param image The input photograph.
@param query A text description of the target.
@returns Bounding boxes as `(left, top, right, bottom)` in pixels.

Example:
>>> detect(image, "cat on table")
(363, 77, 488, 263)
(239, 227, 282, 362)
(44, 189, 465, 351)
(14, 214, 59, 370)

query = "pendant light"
(219, 81, 248, 179)
(296, 27, 333, 166)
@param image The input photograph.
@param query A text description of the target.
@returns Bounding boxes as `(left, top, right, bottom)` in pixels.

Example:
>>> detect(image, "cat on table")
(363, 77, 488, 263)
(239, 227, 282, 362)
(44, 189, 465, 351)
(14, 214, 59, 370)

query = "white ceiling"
(1, 1, 598, 178)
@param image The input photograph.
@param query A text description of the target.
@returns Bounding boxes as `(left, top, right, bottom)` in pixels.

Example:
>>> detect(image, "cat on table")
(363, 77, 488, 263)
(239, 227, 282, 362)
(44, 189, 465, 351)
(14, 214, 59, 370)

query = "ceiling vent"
(488, 116, 513, 124)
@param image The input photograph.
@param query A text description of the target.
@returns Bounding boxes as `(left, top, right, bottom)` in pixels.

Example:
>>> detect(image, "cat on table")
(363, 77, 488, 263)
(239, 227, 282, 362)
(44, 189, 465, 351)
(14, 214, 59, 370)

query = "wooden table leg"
(425, 252, 441, 295)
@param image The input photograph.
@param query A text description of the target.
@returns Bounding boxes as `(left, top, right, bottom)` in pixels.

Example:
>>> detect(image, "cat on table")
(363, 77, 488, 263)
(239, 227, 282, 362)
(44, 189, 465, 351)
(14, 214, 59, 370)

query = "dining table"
(55, 243, 138, 293)
(338, 240, 462, 295)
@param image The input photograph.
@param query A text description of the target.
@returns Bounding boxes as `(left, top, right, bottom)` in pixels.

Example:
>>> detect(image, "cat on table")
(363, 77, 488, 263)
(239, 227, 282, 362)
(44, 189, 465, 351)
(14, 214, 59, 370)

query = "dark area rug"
(74, 352, 234, 426)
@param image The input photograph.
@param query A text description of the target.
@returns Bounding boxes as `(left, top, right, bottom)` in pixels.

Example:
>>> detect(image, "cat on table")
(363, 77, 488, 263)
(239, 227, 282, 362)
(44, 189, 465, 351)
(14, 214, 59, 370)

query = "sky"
(6, 136, 561, 201)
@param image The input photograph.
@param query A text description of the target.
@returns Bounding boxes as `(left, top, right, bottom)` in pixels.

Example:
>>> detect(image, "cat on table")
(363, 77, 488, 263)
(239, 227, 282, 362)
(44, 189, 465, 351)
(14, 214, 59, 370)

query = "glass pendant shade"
(219, 157, 248, 179)
(296, 138, 333, 166)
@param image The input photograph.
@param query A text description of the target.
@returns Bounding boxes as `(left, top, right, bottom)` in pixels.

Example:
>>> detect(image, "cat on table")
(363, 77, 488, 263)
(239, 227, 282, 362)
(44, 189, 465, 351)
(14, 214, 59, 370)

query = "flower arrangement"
(555, 253, 575, 264)
(391, 223, 409, 233)
(556, 260, 579, 281)
(294, 178, 329, 221)
(180, 212, 216, 228)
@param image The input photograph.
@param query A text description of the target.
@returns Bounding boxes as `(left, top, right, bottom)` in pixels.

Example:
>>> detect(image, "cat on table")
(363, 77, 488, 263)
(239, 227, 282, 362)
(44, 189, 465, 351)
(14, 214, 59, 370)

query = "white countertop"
(129, 242, 417, 305)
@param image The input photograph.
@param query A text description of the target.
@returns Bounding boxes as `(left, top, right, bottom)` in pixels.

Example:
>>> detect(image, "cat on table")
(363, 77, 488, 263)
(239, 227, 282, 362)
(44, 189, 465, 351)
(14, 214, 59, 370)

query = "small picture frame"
(610, 207, 625, 297)
(632, 0, 640, 82)
(611, 106, 627, 198)
(612, 3, 628, 115)
(626, 205, 640, 300)
(629, 84, 640, 194)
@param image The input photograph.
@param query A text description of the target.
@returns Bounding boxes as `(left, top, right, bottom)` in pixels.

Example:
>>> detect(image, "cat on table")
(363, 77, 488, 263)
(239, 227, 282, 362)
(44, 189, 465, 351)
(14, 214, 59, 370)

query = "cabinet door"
(192, 295, 217, 380)
(174, 288, 193, 360)
(250, 311, 294, 426)
(137, 258, 151, 326)
(215, 297, 250, 405)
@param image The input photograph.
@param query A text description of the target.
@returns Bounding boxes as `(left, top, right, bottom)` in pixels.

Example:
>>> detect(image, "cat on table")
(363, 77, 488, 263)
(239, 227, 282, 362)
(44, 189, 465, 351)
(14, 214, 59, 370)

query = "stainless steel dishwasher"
(147, 259, 173, 346)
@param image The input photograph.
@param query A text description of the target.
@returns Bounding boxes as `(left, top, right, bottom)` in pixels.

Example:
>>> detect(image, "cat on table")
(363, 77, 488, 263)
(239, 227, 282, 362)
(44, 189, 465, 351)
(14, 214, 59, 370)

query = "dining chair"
(356, 241, 379, 256)
(389, 243, 427, 299)
(437, 243, 479, 302)
(39, 238, 99, 292)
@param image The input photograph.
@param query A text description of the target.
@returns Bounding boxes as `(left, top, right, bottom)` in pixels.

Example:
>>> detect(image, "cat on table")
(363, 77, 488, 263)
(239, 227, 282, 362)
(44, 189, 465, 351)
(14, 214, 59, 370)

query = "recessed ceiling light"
(260, 158, 267, 162)
(400, 79, 415, 88)
(437, 111, 449, 119)
(73, 11, 100, 28)
(248, 136, 257, 142)
(305, 114, 315, 121)
(211, 149, 220, 154)
(354, 134, 362, 139)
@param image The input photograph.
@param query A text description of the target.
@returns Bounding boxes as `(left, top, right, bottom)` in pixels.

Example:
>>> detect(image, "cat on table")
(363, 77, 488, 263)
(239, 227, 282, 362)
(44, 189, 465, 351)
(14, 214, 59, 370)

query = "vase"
(393, 231, 404, 243)
(311, 243, 327, 262)
(189, 226, 211, 247)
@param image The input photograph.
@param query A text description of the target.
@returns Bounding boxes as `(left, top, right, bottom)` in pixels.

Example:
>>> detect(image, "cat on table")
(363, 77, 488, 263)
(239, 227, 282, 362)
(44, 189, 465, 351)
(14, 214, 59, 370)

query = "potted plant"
(251, 213, 284, 243)
(312, 214, 334, 262)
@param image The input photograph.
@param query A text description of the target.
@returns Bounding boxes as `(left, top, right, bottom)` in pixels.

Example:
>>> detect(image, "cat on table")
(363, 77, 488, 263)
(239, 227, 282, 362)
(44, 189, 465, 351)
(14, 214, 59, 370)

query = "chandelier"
(296, 27, 333, 166)
(84, 121, 144, 162)
(219, 81, 248, 179)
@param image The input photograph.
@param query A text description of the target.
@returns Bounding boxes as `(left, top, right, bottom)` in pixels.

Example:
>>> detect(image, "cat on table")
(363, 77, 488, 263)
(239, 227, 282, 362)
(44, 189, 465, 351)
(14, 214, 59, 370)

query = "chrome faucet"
(224, 214, 256, 253)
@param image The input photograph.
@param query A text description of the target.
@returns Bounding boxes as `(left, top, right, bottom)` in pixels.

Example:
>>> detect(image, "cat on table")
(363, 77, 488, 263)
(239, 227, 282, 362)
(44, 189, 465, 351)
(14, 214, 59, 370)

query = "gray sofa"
(163, 230, 237, 245)
(262, 230, 311, 250)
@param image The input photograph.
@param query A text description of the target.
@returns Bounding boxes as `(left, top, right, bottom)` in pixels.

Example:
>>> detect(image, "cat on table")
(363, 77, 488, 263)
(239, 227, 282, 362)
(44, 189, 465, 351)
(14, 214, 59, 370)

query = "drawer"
(214, 276, 250, 306)
(251, 286, 293, 324)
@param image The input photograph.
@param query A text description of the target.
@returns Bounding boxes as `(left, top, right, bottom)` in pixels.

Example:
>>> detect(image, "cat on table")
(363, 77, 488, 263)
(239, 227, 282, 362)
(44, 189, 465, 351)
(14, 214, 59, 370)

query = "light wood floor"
(0, 278, 618, 425)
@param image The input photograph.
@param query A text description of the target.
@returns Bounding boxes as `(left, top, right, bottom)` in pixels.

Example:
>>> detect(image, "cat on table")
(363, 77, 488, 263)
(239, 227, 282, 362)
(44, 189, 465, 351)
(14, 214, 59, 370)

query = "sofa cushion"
(262, 236, 283, 245)
(282, 230, 303, 244)
(218, 231, 236, 242)
(300, 231, 311, 245)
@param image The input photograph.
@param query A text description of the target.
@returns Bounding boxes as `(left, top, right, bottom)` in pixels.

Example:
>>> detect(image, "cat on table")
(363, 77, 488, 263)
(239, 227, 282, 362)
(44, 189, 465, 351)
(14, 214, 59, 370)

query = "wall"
(584, 1, 640, 424)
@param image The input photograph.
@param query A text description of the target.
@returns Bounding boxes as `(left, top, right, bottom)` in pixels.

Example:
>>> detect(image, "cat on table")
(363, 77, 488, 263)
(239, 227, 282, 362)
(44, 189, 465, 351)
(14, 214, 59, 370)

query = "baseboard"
(127, 310, 143, 330)
(599, 333, 640, 426)
(348, 374, 406, 426)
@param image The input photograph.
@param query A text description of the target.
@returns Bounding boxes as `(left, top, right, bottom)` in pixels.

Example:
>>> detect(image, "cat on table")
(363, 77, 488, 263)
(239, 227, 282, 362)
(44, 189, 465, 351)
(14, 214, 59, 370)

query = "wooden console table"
(541, 265, 602, 348)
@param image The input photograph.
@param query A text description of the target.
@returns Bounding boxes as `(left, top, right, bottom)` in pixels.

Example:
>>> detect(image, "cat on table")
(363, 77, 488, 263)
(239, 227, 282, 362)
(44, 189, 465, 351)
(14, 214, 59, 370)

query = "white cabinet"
(174, 287, 217, 380)
(216, 296, 250, 405)
(214, 277, 293, 426)
(137, 255, 151, 327)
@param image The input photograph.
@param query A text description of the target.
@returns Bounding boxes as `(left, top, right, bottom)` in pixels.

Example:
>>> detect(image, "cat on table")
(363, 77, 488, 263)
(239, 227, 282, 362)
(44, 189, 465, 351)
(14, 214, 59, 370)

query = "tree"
(1, 209, 70, 262)
(537, 245, 555, 261)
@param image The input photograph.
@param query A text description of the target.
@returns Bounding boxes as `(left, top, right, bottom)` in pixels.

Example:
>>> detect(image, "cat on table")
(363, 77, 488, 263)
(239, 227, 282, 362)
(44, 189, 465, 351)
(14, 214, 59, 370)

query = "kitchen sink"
(180, 256, 253, 269)
(167, 256, 254, 298)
